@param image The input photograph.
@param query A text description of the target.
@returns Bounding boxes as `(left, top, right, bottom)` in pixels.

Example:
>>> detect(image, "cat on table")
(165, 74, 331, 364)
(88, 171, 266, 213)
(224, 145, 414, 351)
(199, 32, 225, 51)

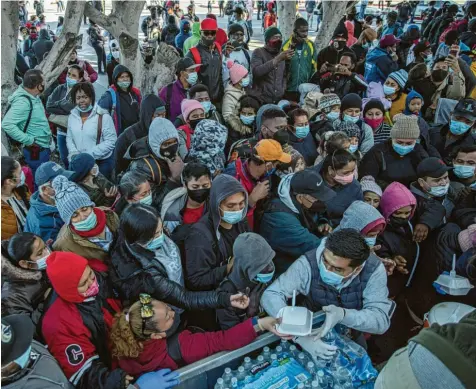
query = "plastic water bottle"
(244, 375, 253, 384)
(311, 381, 320, 388)
(280, 339, 290, 351)
(214, 377, 225, 389)
(256, 355, 265, 364)
(322, 331, 336, 346)
(261, 346, 271, 361)
(222, 368, 233, 386)
(335, 367, 353, 388)
(298, 352, 309, 367)
(289, 344, 299, 358)
(230, 377, 238, 388)
(317, 370, 327, 388)
(275, 345, 283, 354)
(297, 384, 305, 389)
(306, 361, 317, 375)
(270, 353, 278, 364)
(236, 366, 246, 381)
(242, 356, 253, 371)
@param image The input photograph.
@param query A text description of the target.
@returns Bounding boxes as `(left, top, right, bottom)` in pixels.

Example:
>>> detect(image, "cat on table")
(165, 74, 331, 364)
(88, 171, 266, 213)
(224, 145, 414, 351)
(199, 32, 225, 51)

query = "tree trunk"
(277, 0, 296, 42)
(314, 1, 358, 54)
(39, 1, 86, 87)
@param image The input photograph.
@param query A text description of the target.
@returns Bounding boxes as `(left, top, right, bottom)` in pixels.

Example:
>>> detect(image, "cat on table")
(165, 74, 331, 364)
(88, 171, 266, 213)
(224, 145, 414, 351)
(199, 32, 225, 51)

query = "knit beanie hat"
(318, 93, 341, 114)
(363, 99, 385, 117)
(390, 115, 420, 139)
(52, 175, 94, 225)
(341, 93, 362, 112)
(338, 121, 361, 139)
(227, 60, 248, 84)
(148, 118, 179, 158)
(46, 252, 89, 303)
(70, 153, 95, 183)
(360, 176, 383, 197)
(458, 224, 476, 252)
(388, 69, 409, 89)
(181, 99, 204, 122)
(228, 23, 244, 35)
(264, 26, 281, 42)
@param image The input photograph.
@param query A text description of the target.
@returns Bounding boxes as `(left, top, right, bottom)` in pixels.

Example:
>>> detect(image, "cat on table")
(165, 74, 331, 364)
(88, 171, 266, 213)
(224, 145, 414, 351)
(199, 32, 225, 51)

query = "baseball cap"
(380, 34, 401, 48)
(290, 168, 336, 202)
(35, 161, 74, 187)
(413, 40, 431, 55)
(454, 99, 476, 121)
(176, 57, 200, 74)
(417, 157, 451, 179)
(201, 18, 218, 31)
(254, 139, 292, 164)
(1, 315, 34, 366)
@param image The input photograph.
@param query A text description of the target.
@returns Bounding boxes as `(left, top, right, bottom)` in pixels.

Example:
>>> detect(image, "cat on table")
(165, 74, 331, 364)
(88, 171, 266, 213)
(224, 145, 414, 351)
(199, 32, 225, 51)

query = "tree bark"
(277, 0, 297, 40)
(1, 1, 19, 117)
(39, 1, 86, 87)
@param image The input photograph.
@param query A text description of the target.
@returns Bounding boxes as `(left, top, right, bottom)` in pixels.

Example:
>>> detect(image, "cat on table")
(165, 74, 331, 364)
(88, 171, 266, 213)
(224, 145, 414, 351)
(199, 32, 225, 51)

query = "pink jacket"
(380, 182, 417, 222)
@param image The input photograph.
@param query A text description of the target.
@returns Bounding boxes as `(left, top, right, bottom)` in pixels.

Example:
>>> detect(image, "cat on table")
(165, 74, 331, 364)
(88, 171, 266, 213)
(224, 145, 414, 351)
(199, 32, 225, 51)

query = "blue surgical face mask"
(201, 101, 212, 114)
(449, 120, 472, 135)
(221, 208, 244, 224)
(14, 345, 31, 369)
(364, 236, 377, 247)
(295, 125, 310, 139)
(66, 77, 78, 87)
(16, 170, 26, 188)
(392, 141, 415, 156)
(72, 210, 97, 231)
(326, 111, 340, 121)
(77, 104, 93, 113)
(117, 81, 131, 90)
(383, 85, 396, 96)
(428, 183, 449, 197)
(453, 164, 475, 178)
(318, 256, 344, 287)
(343, 114, 360, 123)
(147, 233, 165, 250)
(139, 193, 153, 205)
(187, 71, 198, 85)
(29, 250, 50, 270)
(241, 76, 250, 88)
(255, 270, 275, 283)
(424, 54, 433, 64)
(240, 114, 255, 125)
(262, 167, 276, 179)
(348, 144, 358, 153)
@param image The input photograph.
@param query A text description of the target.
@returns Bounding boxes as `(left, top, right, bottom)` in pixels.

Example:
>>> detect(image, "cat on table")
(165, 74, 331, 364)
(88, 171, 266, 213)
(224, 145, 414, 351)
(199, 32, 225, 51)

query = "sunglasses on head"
(139, 293, 154, 337)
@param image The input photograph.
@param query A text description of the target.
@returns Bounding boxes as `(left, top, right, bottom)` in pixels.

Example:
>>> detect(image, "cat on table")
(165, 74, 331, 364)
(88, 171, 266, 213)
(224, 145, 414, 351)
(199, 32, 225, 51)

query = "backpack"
(3, 96, 33, 148)
(189, 43, 223, 72)
(165, 82, 174, 118)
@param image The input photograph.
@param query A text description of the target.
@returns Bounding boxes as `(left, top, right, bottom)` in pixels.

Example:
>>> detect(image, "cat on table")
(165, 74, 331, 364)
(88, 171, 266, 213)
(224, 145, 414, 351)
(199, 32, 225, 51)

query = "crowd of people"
(2, 1, 476, 388)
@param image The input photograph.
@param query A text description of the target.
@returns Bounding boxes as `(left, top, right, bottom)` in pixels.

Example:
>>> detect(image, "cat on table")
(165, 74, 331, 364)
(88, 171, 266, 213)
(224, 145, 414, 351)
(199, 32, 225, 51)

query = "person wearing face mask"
(183, 21, 201, 54)
(338, 121, 363, 160)
(1, 157, 30, 240)
(114, 171, 157, 217)
(31, 28, 53, 66)
(363, 99, 391, 144)
(251, 27, 290, 104)
(52, 176, 118, 265)
(428, 57, 466, 110)
(260, 168, 336, 274)
(185, 18, 224, 104)
(70, 153, 117, 208)
(461, 18, 476, 49)
(115, 95, 166, 178)
(159, 57, 200, 122)
(67, 82, 117, 180)
(42, 252, 129, 389)
(360, 114, 428, 188)
(361, 175, 383, 209)
(262, 229, 394, 352)
(381, 11, 403, 38)
(309, 94, 341, 140)
(450, 145, 476, 188)
(217, 233, 277, 329)
(225, 95, 260, 152)
(432, 99, 476, 162)
(314, 131, 351, 166)
(24, 162, 74, 243)
(98, 64, 142, 135)
(405, 40, 433, 72)
(3, 70, 52, 176)
(110, 293, 283, 376)
(23, 26, 38, 67)
(106, 40, 120, 87)
(2, 233, 51, 336)
(222, 61, 249, 123)
(395, 24, 420, 69)
(282, 18, 317, 101)
(58, 49, 97, 85)
(332, 93, 375, 155)
(125, 118, 186, 208)
(177, 99, 206, 151)
(382, 69, 408, 125)
(225, 139, 291, 229)
(223, 24, 252, 86)
(175, 19, 191, 50)
(287, 108, 318, 166)
(364, 34, 400, 85)
(185, 174, 250, 291)
(409, 158, 457, 244)
(2, 314, 73, 389)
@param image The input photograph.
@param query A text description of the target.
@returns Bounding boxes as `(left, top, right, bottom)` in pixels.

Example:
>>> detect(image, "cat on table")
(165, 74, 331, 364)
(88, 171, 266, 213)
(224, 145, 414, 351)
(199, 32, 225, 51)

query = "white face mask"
(112, 51, 120, 59)
(15, 171, 26, 188)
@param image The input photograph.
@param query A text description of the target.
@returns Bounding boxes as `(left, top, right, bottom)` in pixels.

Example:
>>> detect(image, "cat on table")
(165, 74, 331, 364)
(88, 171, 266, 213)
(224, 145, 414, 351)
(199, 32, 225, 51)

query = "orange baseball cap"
(254, 139, 292, 164)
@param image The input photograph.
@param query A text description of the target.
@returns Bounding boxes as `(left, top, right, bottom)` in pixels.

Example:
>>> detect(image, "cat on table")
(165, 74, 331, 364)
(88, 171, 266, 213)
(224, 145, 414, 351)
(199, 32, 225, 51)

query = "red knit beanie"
(46, 252, 88, 303)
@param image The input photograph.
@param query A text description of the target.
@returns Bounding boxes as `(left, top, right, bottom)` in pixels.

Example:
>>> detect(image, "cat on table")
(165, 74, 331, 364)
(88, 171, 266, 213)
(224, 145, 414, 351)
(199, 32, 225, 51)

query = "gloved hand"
(295, 335, 338, 361)
(135, 369, 180, 389)
(314, 305, 345, 339)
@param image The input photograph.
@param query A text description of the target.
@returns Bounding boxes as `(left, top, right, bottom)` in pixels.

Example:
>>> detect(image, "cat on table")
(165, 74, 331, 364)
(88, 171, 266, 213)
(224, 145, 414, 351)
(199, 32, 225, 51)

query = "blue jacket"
(288, 131, 318, 167)
(364, 47, 399, 85)
(175, 20, 191, 50)
(24, 192, 64, 243)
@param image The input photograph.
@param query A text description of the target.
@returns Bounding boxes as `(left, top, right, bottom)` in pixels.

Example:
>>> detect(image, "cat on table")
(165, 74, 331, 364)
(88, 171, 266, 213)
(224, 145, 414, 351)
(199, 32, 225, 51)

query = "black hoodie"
(32, 29, 53, 65)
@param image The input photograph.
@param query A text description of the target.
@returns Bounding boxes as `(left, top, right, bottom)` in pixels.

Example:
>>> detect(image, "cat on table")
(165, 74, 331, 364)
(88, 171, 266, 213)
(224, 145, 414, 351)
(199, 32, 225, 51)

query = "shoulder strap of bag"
(96, 114, 103, 145)
(142, 157, 163, 184)
(243, 49, 251, 66)
(166, 333, 185, 367)
(165, 83, 174, 118)
(4, 96, 33, 134)
(190, 47, 201, 68)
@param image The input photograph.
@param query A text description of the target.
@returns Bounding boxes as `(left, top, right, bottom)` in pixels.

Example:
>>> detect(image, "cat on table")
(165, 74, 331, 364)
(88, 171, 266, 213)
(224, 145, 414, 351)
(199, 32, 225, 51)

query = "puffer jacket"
(109, 234, 231, 309)
(222, 84, 246, 122)
(66, 105, 117, 162)
(251, 46, 286, 104)
(24, 191, 63, 243)
(1, 189, 30, 240)
(1, 245, 50, 338)
(53, 208, 119, 262)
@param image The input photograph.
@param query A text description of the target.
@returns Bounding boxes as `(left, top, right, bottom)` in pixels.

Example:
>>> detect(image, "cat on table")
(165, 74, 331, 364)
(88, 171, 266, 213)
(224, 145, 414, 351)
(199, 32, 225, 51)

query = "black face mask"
(309, 200, 327, 214)
(202, 37, 215, 47)
(431, 69, 448, 83)
(333, 40, 346, 51)
(161, 143, 178, 159)
(187, 188, 210, 203)
(183, 28, 190, 34)
(189, 118, 202, 130)
(389, 215, 409, 228)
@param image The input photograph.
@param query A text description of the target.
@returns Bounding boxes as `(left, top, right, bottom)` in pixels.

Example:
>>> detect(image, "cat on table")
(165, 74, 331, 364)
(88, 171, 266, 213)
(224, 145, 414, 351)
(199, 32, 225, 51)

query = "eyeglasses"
(139, 293, 154, 337)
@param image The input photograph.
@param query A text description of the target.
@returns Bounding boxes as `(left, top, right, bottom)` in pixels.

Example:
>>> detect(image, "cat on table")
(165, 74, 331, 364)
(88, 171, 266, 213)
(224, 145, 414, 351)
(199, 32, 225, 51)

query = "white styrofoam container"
(276, 306, 313, 336)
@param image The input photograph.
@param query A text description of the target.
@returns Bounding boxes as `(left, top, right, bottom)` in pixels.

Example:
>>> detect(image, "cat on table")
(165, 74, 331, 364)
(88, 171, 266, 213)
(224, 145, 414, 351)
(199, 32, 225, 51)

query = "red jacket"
(115, 318, 257, 376)
(230, 158, 257, 229)
(58, 60, 98, 84)
(216, 28, 228, 47)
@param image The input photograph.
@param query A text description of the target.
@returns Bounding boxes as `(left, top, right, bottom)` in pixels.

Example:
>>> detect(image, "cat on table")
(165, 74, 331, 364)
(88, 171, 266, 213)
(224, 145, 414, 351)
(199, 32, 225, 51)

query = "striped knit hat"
(388, 69, 408, 89)
(318, 93, 341, 114)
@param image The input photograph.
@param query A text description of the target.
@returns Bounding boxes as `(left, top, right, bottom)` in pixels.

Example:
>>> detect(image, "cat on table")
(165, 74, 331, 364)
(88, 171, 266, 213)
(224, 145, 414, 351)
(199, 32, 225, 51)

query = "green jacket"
(183, 22, 201, 55)
(3, 86, 51, 148)
(282, 36, 317, 92)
